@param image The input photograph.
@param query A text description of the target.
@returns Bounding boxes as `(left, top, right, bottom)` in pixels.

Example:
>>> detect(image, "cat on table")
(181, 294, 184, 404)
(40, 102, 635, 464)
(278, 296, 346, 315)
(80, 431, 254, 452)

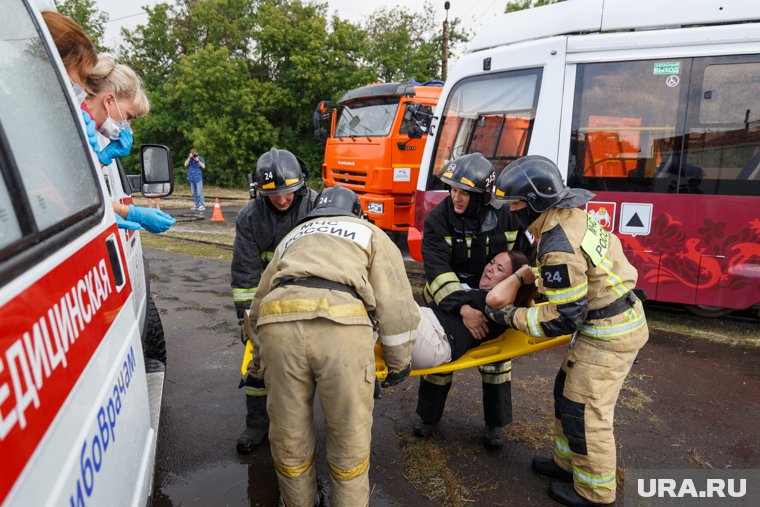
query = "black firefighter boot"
(236, 395, 269, 454)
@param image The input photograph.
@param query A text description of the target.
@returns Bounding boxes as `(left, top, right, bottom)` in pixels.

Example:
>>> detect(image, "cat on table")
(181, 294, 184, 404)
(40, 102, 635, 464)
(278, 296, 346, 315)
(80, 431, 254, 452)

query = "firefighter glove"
(381, 363, 411, 388)
(239, 323, 248, 345)
(486, 304, 517, 328)
(126, 205, 176, 234)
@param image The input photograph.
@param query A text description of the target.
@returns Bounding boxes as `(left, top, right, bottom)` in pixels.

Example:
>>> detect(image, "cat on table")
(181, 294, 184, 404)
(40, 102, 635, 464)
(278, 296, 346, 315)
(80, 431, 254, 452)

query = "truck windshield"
(335, 98, 399, 138)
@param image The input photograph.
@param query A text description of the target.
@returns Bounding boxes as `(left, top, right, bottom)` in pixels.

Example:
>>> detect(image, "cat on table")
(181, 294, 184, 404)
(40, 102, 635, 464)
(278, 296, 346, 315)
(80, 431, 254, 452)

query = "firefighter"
(486, 155, 648, 507)
(250, 185, 418, 506)
(231, 148, 317, 454)
(415, 152, 536, 449)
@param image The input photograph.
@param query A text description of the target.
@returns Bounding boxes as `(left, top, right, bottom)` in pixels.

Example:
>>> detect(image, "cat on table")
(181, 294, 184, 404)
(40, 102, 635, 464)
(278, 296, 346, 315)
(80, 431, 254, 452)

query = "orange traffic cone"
(211, 197, 224, 222)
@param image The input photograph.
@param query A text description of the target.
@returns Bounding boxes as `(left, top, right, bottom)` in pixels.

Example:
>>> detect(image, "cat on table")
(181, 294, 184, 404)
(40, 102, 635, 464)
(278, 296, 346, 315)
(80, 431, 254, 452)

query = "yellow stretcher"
(241, 323, 570, 379)
(374, 329, 570, 379)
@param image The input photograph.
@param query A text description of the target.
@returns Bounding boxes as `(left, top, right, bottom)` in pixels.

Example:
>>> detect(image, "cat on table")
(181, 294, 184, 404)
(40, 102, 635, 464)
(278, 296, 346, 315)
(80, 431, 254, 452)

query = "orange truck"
(314, 81, 443, 231)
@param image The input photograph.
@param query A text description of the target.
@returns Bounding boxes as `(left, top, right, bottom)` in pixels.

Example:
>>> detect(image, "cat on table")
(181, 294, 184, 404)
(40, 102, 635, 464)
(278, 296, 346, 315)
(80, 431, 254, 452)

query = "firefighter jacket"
(250, 215, 419, 371)
(422, 197, 536, 313)
(511, 207, 643, 338)
(231, 188, 317, 319)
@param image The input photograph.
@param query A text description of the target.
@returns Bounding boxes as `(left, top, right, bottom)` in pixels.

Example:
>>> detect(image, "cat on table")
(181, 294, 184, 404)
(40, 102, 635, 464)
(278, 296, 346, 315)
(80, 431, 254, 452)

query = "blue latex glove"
(126, 205, 176, 233)
(80, 110, 100, 153)
(115, 213, 141, 230)
(97, 127, 134, 166)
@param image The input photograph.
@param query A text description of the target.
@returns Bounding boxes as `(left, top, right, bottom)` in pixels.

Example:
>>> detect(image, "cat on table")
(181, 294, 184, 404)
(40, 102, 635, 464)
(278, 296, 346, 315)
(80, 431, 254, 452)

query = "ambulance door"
(0, 3, 154, 506)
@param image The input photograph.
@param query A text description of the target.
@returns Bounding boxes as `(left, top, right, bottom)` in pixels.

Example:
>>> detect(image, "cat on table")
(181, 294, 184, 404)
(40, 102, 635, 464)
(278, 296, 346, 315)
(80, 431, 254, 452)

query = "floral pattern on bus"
(621, 213, 760, 291)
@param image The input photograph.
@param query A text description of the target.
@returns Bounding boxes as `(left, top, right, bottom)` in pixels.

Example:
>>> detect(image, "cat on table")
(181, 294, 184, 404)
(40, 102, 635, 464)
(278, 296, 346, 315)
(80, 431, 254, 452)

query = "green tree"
(54, 0, 109, 52)
(118, 3, 177, 90)
(117, 0, 471, 187)
(363, 1, 469, 83)
(505, 0, 566, 13)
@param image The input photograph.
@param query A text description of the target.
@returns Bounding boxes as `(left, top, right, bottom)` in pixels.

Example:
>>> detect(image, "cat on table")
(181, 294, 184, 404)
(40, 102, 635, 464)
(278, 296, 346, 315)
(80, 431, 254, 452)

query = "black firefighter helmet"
(439, 152, 495, 201)
(494, 155, 594, 213)
(305, 184, 363, 220)
(253, 148, 307, 197)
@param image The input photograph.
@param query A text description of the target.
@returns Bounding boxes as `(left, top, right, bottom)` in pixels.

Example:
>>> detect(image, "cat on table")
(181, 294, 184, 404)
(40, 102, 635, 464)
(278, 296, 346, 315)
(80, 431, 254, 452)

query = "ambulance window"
(427, 69, 542, 190)
(569, 59, 690, 193)
(682, 56, 760, 195)
(0, 172, 22, 250)
(0, 2, 101, 243)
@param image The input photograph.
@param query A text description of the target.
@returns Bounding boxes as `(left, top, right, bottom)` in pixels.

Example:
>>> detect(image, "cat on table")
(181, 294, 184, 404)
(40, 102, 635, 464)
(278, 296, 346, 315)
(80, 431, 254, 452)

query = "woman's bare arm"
(486, 264, 535, 308)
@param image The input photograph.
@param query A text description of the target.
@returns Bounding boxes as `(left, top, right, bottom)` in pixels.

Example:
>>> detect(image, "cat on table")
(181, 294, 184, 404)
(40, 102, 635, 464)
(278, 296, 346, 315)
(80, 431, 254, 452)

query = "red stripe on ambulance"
(0, 228, 131, 503)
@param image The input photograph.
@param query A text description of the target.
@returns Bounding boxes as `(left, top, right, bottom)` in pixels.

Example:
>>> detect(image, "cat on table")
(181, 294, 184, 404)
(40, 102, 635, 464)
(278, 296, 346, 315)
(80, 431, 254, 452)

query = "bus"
(409, 0, 760, 317)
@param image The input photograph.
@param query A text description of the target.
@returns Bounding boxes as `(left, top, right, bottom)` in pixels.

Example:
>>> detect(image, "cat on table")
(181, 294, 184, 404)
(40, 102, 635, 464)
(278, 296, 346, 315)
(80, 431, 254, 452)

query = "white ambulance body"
(412, 0, 760, 315)
(0, 1, 172, 505)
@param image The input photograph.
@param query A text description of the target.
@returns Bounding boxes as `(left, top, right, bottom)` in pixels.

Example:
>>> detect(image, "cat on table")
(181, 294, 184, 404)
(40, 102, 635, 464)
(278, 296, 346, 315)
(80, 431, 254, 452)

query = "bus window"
(569, 59, 690, 192)
(428, 69, 542, 190)
(682, 56, 760, 195)
(467, 113, 532, 162)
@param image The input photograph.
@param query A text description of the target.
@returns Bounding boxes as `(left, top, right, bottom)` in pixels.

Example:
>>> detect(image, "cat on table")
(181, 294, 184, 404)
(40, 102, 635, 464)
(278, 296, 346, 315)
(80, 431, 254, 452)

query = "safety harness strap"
(279, 276, 360, 300)
(586, 291, 636, 320)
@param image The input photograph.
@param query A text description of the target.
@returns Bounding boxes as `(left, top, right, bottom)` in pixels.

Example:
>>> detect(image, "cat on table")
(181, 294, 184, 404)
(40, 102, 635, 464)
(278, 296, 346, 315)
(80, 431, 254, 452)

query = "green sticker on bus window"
(654, 61, 680, 75)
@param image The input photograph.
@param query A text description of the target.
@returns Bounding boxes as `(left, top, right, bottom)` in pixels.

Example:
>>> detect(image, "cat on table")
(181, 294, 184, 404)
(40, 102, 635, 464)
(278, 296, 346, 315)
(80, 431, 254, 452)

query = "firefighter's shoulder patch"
(541, 264, 571, 289)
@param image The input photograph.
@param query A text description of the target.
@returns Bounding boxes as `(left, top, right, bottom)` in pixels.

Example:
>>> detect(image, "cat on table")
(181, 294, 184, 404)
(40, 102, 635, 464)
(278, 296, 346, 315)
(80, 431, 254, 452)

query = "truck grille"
(330, 168, 367, 187)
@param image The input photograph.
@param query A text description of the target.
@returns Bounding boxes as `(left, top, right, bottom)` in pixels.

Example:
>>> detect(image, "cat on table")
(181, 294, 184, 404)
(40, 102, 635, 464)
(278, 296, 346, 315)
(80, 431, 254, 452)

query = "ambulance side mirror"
(140, 144, 174, 197)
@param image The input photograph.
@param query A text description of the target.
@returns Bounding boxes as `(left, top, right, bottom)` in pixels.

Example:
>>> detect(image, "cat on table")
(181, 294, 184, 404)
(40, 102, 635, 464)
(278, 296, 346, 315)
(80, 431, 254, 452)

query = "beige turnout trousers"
(552, 300, 649, 504)
(260, 318, 375, 507)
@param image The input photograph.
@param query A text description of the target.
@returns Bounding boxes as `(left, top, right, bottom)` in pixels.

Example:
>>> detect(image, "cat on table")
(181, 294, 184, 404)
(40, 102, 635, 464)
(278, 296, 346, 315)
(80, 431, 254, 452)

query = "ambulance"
(411, 0, 760, 316)
(0, 1, 173, 505)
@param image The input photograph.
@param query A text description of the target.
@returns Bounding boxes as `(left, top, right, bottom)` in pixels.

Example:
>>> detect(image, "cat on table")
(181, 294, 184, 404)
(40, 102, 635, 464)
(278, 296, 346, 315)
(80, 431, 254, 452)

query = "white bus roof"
(466, 0, 760, 53)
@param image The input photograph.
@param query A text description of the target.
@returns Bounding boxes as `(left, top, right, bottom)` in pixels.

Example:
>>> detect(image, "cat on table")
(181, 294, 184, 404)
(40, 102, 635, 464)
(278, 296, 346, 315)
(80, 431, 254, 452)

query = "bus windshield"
(335, 98, 399, 138)
(427, 69, 542, 190)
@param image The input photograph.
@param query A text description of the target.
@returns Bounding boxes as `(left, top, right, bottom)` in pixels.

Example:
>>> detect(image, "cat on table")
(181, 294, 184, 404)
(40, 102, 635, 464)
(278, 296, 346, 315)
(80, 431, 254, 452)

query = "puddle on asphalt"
(154, 461, 398, 506)
(154, 461, 279, 507)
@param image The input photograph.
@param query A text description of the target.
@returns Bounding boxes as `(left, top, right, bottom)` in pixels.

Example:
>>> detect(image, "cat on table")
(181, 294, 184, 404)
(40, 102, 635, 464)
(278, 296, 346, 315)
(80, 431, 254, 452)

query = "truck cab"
(315, 81, 442, 231)
(0, 2, 173, 504)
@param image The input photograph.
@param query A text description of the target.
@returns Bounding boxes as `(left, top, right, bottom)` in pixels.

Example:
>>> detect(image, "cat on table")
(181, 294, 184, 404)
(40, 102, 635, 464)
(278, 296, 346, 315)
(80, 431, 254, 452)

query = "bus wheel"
(684, 304, 733, 318)
(143, 297, 167, 365)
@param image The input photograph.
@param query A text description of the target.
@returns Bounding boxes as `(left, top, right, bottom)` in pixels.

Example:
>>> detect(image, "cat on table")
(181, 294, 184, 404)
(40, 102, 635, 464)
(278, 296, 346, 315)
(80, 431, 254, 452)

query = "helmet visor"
(492, 187, 524, 205)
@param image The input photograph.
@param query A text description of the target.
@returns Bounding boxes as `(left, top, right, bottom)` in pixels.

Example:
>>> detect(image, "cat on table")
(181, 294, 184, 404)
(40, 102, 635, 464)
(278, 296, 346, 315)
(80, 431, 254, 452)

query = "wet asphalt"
(145, 246, 760, 507)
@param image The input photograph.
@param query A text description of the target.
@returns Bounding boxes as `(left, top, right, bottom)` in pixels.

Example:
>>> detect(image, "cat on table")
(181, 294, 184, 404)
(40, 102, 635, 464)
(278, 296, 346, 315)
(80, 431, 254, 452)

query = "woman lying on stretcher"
(412, 250, 536, 369)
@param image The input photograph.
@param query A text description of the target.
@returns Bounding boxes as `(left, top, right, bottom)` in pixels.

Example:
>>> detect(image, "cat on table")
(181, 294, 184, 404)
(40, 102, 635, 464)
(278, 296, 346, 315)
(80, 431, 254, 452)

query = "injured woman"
(412, 250, 536, 369)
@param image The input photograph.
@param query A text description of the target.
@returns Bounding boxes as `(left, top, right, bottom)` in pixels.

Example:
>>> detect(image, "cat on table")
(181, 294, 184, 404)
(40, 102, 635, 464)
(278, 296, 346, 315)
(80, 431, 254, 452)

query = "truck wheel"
(143, 297, 167, 365)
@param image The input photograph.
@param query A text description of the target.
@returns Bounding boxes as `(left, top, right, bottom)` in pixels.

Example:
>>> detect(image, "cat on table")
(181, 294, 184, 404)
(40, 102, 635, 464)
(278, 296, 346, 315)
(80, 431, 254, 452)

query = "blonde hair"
(86, 56, 150, 117)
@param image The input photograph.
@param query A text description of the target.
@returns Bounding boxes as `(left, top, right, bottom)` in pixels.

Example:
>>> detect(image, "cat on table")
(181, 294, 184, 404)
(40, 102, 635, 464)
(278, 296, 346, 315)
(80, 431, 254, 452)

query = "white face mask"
(71, 81, 87, 104)
(98, 97, 130, 140)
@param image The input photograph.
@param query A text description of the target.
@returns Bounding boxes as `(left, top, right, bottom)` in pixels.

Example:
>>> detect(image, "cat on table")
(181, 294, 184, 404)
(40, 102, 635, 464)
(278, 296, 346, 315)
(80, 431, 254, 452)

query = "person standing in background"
(185, 148, 206, 211)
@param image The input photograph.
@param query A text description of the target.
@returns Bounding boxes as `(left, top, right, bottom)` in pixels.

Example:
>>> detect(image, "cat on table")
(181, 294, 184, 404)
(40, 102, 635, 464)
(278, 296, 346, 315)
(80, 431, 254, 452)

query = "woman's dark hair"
(506, 250, 535, 307)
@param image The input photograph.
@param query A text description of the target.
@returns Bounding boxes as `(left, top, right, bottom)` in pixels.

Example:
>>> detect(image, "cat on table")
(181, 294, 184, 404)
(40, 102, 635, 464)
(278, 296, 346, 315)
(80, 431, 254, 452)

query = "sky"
(94, 0, 509, 50)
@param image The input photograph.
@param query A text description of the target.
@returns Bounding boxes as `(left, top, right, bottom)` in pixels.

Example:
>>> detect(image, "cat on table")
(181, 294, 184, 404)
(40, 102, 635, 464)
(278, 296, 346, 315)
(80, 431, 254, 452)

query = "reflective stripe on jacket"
(512, 207, 640, 338)
(251, 215, 418, 370)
